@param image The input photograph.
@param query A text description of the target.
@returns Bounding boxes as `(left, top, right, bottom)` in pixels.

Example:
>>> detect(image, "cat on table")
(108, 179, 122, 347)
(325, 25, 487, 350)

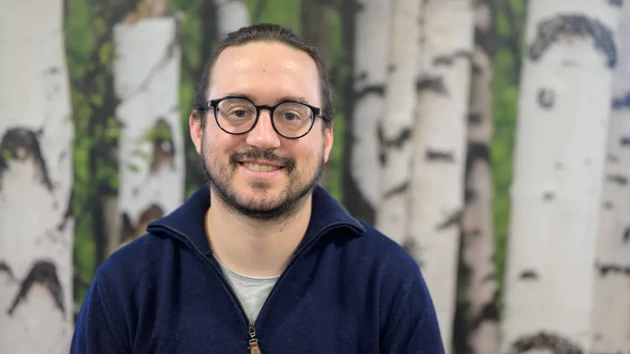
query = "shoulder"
(90, 232, 175, 303)
(350, 221, 424, 281)
(353, 223, 444, 351)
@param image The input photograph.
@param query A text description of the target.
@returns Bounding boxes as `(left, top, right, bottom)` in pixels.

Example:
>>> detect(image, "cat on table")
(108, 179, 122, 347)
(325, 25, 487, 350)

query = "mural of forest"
(1, 0, 628, 353)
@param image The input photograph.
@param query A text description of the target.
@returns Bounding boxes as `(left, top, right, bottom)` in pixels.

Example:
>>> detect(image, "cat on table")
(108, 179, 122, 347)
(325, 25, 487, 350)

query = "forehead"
(208, 41, 320, 104)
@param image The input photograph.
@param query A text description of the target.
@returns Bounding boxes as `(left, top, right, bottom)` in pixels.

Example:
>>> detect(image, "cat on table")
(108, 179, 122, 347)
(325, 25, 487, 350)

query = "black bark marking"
(387, 64, 396, 73)
(148, 118, 176, 174)
(505, 331, 584, 354)
(383, 181, 409, 200)
(603, 200, 614, 209)
(7, 260, 65, 316)
(355, 84, 385, 101)
(464, 188, 477, 203)
(120, 204, 164, 245)
(470, 61, 482, 75)
(543, 191, 555, 201)
(466, 228, 481, 238)
(519, 269, 538, 280)
(612, 91, 630, 109)
(620, 136, 630, 146)
(356, 71, 368, 82)
(528, 14, 617, 69)
(464, 143, 491, 182)
(596, 261, 630, 277)
(0, 260, 16, 283)
(377, 123, 413, 166)
(433, 50, 471, 66)
(468, 113, 483, 125)
(474, 27, 492, 62)
(426, 148, 455, 162)
(416, 75, 448, 95)
(623, 226, 629, 243)
(607, 174, 628, 186)
(538, 87, 555, 109)
(482, 273, 496, 283)
(464, 143, 491, 204)
(607, 154, 618, 163)
(436, 209, 463, 230)
(56, 189, 74, 232)
(0, 127, 53, 193)
(609, 0, 623, 7)
(44, 67, 60, 75)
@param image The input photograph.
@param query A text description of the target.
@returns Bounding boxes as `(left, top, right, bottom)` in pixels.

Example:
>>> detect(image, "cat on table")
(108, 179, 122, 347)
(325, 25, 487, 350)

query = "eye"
(282, 112, 299, 121)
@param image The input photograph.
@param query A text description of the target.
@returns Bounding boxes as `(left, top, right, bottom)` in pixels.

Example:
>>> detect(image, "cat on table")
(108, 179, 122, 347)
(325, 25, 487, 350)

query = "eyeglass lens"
(216, 98, 314, 137)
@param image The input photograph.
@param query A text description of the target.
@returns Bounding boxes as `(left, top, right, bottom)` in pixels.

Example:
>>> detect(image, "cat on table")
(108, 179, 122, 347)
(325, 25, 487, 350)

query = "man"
(71, 23, 444, 353)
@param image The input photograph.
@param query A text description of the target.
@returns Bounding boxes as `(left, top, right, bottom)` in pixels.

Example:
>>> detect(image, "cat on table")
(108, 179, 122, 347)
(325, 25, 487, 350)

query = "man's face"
(190, 41, 333, 220)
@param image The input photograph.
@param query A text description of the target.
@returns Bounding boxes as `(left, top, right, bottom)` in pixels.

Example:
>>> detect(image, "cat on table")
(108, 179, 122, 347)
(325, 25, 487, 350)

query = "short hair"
(193, 23, 333, 128)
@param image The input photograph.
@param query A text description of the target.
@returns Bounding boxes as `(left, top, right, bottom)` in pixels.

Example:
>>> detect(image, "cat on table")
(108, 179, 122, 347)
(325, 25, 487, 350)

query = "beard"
(200, 139, 325, 221)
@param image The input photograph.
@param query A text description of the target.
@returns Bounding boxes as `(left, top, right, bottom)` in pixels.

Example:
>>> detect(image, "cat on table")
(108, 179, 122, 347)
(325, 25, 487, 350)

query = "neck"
(205, 192, 312, 278)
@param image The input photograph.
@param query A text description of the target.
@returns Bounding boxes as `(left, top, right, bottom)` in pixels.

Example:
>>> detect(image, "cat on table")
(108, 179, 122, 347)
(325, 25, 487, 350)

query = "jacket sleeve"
(70, 274, 128, 354)
(380, 269, 445, 354)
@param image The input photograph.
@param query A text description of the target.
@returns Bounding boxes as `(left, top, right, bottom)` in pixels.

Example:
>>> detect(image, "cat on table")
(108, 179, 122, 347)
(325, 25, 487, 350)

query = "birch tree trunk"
(453, 1, 499, 353)
(375, 0, 420, 243)
(113, 16, 186, 250)
(501, 1, 622, 352)
(302, 0, 333, 190)
(0, 0, 74, 352)
(591, 3, 630, 352)
(345, 0, 391, 224)
(409, 1, 474, 351)
(215, 0, 249, 40)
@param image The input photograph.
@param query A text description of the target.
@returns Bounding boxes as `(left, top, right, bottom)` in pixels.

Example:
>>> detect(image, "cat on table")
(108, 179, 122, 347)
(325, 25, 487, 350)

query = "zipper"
(248, 321, 261, 354)
(148, 221, 361, 353)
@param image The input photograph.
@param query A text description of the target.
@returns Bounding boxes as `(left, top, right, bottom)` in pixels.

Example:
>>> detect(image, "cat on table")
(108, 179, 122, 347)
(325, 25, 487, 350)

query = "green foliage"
(247, 0, 302, 31)
(490, 0, 527, 313)
(171, 0, 207, 198)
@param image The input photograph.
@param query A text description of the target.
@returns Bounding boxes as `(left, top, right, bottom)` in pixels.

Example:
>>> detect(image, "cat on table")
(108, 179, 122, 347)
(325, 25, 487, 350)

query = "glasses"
(198, 96, 329, 139)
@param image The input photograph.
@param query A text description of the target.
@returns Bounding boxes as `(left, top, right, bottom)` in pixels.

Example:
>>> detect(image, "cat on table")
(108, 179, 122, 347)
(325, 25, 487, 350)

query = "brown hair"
(193, 23, 333, 128)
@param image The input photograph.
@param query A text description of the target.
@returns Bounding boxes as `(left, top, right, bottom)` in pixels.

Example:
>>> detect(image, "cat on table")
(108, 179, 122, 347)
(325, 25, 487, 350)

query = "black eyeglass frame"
(197, 95, 330, 139)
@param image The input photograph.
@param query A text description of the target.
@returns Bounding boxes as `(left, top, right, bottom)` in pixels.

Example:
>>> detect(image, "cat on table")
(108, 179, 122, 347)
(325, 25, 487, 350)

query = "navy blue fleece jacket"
(71, 186, 444, 353)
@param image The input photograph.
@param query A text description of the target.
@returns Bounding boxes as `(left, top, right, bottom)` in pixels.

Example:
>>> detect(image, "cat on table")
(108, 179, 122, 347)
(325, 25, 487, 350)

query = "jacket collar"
(147, 185, 366, 255)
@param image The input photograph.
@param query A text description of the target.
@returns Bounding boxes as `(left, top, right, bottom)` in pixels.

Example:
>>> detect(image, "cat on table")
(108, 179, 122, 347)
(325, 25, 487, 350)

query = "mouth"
(238, 161, 285, 172)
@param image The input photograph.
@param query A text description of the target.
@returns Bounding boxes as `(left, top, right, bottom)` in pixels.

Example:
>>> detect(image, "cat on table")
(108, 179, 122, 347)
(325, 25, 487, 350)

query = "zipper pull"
(249, 321, 262, 354)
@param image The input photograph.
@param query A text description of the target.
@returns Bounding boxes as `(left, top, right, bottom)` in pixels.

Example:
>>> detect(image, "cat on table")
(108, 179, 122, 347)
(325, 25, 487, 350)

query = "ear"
(323, 122, 334, 164)
(189, 111, 203, 155)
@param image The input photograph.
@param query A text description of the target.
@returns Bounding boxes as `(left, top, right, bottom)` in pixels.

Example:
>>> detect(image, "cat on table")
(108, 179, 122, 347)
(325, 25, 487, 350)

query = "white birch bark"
(349, 0, 391, 220)
(455, 1, 499, 353)
(375, 0, 421, 242)
(0, 0, 74, 352)
(501, 1, 622, 353)
(113, 17, 185, 250)
(409, 1, 474, 351)
(591, 3, 630, 352)
(215, 0, 249, 40)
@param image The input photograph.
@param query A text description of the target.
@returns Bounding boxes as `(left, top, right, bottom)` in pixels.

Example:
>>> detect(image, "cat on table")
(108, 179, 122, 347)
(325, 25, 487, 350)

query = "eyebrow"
(224, 92, 311, 105)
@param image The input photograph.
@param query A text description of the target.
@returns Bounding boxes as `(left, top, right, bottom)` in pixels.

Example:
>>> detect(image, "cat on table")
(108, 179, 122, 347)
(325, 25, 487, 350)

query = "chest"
(130, 253, 382, 354)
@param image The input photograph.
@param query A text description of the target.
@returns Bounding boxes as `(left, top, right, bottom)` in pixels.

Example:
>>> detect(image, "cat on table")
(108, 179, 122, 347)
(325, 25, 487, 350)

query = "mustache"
(229, 150, 296, 172)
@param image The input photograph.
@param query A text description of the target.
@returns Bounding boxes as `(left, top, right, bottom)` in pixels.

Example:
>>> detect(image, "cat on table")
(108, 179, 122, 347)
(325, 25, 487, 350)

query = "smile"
(239, 162, 284, 172)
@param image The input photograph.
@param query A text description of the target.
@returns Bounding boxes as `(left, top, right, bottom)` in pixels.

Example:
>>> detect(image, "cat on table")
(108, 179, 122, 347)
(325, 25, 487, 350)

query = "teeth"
(243, 163, 280, 172)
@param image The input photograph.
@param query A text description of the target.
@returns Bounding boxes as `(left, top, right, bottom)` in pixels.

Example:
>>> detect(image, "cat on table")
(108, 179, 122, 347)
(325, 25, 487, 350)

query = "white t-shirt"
(217, 261, 280, 322)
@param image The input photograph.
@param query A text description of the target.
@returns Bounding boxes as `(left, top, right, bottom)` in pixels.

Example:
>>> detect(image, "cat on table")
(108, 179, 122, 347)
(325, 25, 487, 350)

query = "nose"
(245, 109, 281, 151)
